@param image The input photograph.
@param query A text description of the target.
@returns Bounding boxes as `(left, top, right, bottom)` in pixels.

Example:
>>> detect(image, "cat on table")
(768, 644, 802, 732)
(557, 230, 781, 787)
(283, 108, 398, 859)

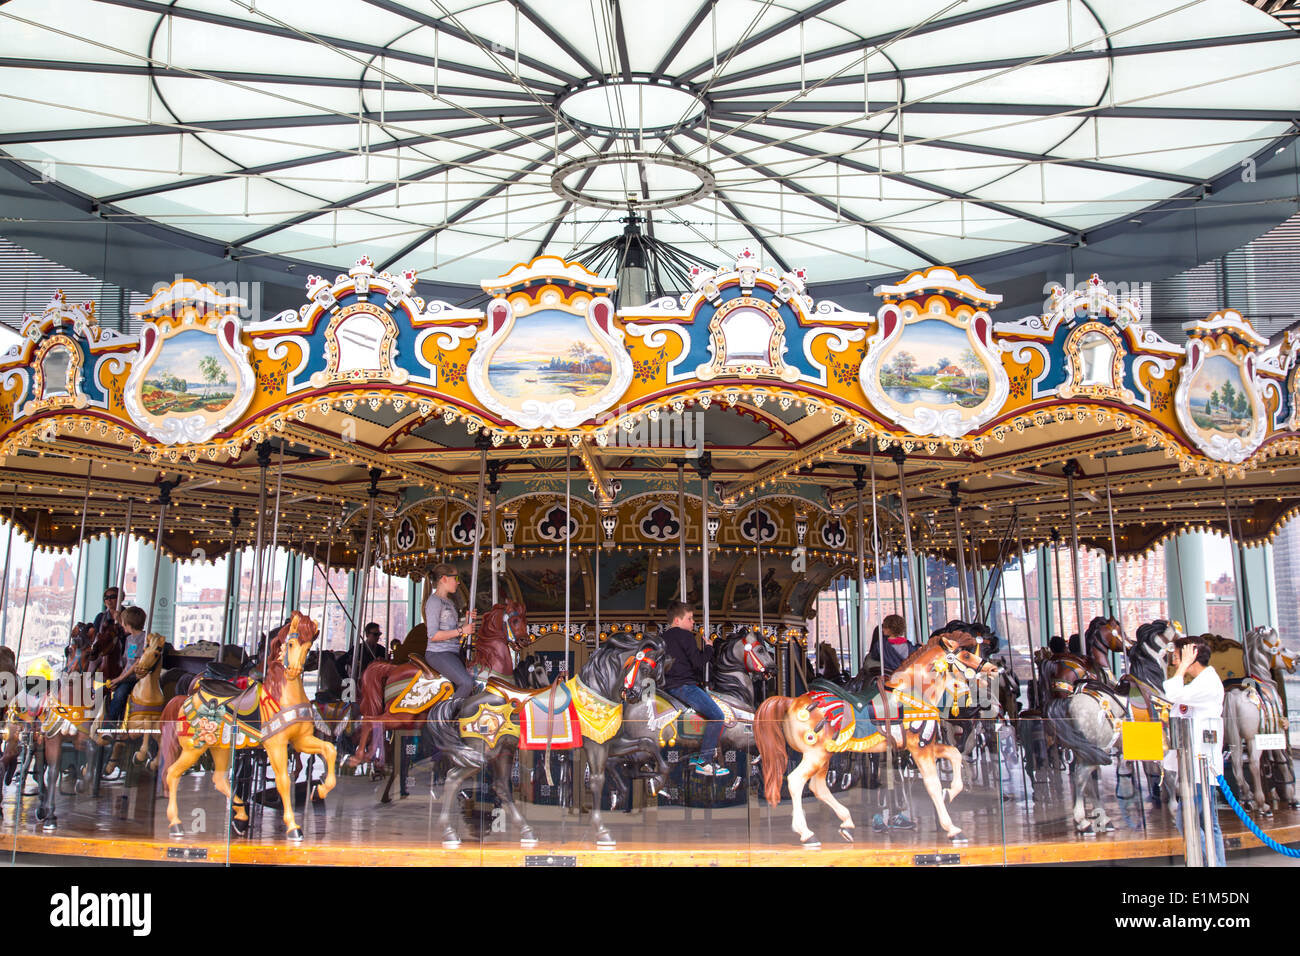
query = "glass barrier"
(3, 685, 1300, 865)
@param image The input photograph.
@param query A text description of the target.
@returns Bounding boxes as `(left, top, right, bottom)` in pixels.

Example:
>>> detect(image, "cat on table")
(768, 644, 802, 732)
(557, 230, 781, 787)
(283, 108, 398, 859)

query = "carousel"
(0, 252, 1298, 866)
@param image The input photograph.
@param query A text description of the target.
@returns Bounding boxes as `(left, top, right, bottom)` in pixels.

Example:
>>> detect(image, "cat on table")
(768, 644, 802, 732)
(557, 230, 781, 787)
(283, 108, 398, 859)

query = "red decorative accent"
(222, 321, 237, 349)
(142, 326, 156, 355)
(1245, 354, 1254, 378)
(806, 689, 848, 736)
(973, 314, 989, 345)
(592, 301, 611, 330)
(1188, 341, 1200, 367)
(881, 308, 899, 340)
(518, 702, 583, 750)
(490, 302, 510, 334)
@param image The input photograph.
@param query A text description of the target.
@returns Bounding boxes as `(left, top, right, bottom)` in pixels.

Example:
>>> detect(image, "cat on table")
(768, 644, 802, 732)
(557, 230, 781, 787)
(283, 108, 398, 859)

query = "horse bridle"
(622, 647, 659, 696)
(742, 637, 767, 675)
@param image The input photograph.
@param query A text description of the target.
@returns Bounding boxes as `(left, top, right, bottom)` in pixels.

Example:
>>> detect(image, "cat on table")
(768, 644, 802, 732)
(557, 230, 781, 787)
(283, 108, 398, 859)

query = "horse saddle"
(658, 690, 749, 732)
(807, 679, 893, 739)
(195, 678, 262, 718)
(516, 680, 581, 750)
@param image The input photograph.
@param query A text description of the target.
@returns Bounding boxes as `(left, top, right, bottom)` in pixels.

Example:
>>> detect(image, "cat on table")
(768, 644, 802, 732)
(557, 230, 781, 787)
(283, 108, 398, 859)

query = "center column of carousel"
(697, 452, 713, 675)
(853, 464, 867, 670)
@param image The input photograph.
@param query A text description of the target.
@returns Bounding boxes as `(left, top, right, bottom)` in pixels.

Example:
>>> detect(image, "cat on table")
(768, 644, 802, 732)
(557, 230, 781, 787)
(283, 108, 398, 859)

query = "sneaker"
(691, 759, 730, 778)
(871, 813, 887, 833)
(890, 813, 916, 830)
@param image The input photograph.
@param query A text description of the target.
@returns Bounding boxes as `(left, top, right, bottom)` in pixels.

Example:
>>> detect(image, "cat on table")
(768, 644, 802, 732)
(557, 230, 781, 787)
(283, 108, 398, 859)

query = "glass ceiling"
(0, 0, 1296, 286)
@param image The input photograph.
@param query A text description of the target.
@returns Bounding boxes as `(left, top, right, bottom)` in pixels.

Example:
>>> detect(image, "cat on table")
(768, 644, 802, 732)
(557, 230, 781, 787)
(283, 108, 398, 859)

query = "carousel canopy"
(0, 0, 1298, 312)
(0, 253, 1297, 604)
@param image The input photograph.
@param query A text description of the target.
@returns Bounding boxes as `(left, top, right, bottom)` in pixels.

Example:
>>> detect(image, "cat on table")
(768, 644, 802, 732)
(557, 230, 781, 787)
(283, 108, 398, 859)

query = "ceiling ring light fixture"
(557, 75, 710, 139)
(550, 152, 716, 212)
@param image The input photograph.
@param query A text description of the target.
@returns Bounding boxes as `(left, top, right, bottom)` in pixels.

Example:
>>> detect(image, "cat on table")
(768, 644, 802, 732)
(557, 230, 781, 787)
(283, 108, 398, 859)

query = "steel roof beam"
(711, 120, 1080, 237)
(653, 0, 715, 75)
(679, 127, 937, 265)
(230, 127, 554, 249)
(532, 135, 615, 257)
(0, 106, 551, 146)
(359, 0, 579, 85)
(96, 0, 566, 94)
(708, 110, 1204, 186)
(99, 119, 550, 204)
(708, 29, 1294, 93)
(661, 138, 792, 271)
(0, 57, 539, 102)
(678, 0, 1053, 82)
(710, 101, 1300, 122)
(376, 130, 581, 271)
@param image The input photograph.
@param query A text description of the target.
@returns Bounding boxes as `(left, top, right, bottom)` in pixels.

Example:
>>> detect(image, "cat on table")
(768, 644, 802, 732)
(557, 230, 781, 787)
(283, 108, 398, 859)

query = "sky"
(492, 311, 599, 364)
(883, 319, 976, 370)
(146, 329, 232, 384)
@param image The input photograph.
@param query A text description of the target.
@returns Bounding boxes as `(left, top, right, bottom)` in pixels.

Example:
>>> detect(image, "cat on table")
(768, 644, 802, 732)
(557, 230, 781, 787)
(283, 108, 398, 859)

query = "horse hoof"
(799, 835, 821, 849)
(169, 823, 185, 840)
(520, 829, 539, 847)
(230, 817, 248, 837)
(947, 832, 968, 845)
(838, 825, 854, 844)
(35, 806, 47, 822)
(286, 827, 304, 843)
(380, 793, 392, 805)
(42, 816, 57, 832)
(442, 827, 462, 849)
(1289, 801, 1299, 810)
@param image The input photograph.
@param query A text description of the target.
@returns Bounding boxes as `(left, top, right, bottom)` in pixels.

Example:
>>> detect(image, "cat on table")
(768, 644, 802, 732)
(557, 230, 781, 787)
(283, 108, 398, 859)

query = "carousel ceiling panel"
(0, 0, 1295, 286)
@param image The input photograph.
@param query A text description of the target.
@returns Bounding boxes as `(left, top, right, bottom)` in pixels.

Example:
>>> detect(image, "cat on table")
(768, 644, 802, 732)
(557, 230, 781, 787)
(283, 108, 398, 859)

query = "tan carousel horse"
(159, 612, 337, 841)
(103, 632, 167, 774)
(756, 627, 1000, 846)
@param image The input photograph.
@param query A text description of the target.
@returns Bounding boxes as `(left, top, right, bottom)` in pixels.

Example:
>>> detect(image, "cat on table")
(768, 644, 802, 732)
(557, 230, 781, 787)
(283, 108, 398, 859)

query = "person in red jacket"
(660, 602, 728, 778)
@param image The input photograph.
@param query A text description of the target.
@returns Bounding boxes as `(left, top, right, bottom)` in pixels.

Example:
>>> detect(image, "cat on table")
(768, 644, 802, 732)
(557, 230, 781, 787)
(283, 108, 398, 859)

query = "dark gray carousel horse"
(605, 629, 776, 806)
(426, 630, 669, 848)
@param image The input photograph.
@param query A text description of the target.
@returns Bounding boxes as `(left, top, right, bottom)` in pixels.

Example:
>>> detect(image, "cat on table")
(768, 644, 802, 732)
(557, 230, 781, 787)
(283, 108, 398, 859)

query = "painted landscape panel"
(1188, 354, 1253, 437)
(879, 319, 989, 408)
(141, 330, 237, 416)
(487, 309, 612, 407)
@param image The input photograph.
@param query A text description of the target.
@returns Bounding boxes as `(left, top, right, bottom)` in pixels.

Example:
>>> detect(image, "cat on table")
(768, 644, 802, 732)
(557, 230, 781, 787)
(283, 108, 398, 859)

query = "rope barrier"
(1216, 773, 1300, 858)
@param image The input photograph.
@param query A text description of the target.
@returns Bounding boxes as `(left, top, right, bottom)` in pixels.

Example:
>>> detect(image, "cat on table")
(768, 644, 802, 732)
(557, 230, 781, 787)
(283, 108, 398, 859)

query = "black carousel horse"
(426, 629, 670, 848)
(606, 629, 776, 806)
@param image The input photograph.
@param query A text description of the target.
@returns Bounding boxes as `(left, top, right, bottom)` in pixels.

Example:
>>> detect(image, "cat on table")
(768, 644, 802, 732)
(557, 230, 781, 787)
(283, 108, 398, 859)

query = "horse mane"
(263, 633, 286, 701)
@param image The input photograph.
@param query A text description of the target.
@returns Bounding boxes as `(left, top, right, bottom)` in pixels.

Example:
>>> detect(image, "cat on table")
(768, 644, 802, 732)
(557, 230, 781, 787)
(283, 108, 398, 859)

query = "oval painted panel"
(140, 329, 238, 417)
(486, 308, 613, 412)
(878, 318, 989, 410)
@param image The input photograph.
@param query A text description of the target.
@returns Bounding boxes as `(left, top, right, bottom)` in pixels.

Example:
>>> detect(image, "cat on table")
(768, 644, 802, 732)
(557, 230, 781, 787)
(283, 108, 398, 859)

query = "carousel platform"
(4, 766, 1297, 866)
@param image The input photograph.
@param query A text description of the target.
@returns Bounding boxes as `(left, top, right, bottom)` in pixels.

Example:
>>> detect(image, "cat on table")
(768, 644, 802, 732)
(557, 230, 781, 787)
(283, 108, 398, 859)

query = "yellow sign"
(1121, 720, 1164, 761)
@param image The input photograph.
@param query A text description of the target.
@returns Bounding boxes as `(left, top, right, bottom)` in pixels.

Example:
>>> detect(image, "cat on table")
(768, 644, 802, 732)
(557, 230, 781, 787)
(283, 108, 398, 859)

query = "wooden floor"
(3, 757, 1298, 866)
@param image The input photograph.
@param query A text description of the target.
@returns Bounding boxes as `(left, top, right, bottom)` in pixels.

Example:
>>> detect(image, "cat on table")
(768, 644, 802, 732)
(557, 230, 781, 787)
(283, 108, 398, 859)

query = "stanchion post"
(1169, 716, 1203, 867)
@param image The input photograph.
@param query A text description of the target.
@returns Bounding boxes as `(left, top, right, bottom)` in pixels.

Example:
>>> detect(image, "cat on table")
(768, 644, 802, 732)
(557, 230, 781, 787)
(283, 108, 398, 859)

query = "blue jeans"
(425, 650, 473, 700)
(108, 677, 136, 723)
(673, 684, 723, 760)
(1174, 782, 1226, 867)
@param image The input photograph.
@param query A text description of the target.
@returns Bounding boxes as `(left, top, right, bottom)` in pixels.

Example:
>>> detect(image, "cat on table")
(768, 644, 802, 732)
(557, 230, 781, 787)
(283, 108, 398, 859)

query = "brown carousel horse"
(756, 626, 1000, 846)
(33, 629, 106, 830)
(351, 601, 530, 802)
(0, 646, 20, 791)
(103, 632, 167, 774)
(159, 612, 337, 841)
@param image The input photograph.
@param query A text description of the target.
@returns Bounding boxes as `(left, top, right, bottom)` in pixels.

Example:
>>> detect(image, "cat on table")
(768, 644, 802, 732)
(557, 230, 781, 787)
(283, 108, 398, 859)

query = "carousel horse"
(1223, 625, 1298, 814)
(1112, 619, 1177, 805)
(815, 642, 844, 684)
(513, 654, 551, 690)
(102, 632, 167, 775)
(388, 623, 428, 666)
(160, 643, 250, 702)
(427, 628, 670, 848)
(159, 612, 337, 841)
(756, 626, 1000, 846)
(608, 629, 776, 805)
(1042, 617, 1165, 835)
(352, 601, 530, 802)
(0, 646, 20, 791)
(32, 631, 106, 830)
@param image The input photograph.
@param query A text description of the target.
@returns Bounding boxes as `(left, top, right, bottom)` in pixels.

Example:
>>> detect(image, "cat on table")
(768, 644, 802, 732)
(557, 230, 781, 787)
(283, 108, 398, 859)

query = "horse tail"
(156, 695, 183, 792)
(755, 695, 793, 806)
